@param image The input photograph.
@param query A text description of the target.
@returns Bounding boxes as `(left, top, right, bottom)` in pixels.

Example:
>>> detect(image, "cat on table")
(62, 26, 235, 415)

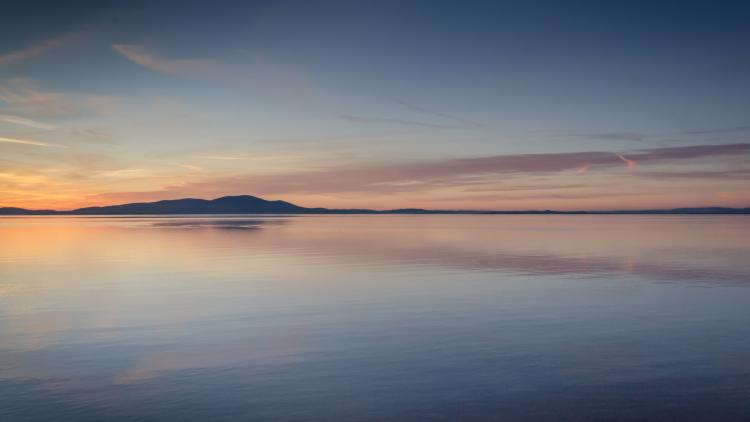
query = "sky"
(0, 0, 749, 211)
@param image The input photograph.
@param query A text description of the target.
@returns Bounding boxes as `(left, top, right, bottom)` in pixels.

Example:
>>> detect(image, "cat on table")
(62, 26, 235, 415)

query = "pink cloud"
(0, 31, 84, 66)
(87, 143, 750, 206)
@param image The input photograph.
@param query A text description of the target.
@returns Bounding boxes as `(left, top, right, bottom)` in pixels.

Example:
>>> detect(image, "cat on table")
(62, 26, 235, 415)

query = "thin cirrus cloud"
(0, 30, 85, 66)
(111, 44, 309, 96)
(0, 136, 63, 148)
(0, 114, 55, 130)
(617, 154, 637, 168)
(585, 132, 646, 142)
(341, 115, 475, 129)
(0, 79, 77, 117)
(342, 97, 481, 130)
(112, 44, 215, 76)
(95, 142, 750, 201)
(681, 126, 750, 135)
(179, 164, 205, 172)
(197, 155, 245, 160)
(636, 169, 750, 180)
(0, 79, 114, 119)
(574, 127, 750, 142)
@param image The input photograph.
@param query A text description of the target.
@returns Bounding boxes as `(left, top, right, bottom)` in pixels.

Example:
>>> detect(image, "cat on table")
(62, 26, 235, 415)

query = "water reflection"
(150, 218, 287, 230)
(1, 215, 749, 421)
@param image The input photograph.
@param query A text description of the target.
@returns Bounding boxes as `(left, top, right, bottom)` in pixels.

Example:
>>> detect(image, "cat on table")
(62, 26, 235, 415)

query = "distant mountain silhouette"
(0, 207, 57, 215)
(72, 195, 308, 215)
(1, 195, 749, 215)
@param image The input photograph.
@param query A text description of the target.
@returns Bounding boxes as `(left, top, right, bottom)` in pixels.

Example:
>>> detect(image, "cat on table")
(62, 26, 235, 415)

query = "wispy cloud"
(197, 155, 244, 160)
(67, 126, 114, 145)
(179, 164, 205, 172)
(635, 143, 750, 160)
(585, 132, 646, 142)
(617, 154, 637, 168)
(0, 79, 114, 117)
(0, 114, 55, 130)
(112, 44, 213, 76)
(0, 79, 76, 117)
(0, 136, 63, 148)
(636, 169, 750, 180)
(342, 97, 481, 130)
(567, 126, 750, 144)
(100, 169, 145, 178)
(340, 114, 473, 129)
(0, 31, 84, 66)
(112, 44, 308, 96)
(390, 97, 482, 128)
(681, 126, 750, 135)
(93, 143, 750, 201)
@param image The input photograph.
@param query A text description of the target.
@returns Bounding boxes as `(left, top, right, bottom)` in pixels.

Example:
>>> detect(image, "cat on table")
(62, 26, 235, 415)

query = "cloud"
(0, 136, 63, 148)
(112, 44, 309, 96)
(585, 132, 646, 142)
(340, 114, 475, 129)
(100, 169, 145, 178)
(112, 44, 213, 76)
(67, 126, 114, 145)
(179, 164, 205, 172)
(391, 97, 479, 125)
(197, 155, 244, 160)
(0, 31, 83, 66)
(681, 126, 750, 136)
(0, 79, 114, 118)
(342, 97, 481, 130)
(0, 79, 71, 114)
(636, 169, 750, 180)
(617, 154, 637, 168)
(92, 142, 750, 201)
(571, 126, 750, 143)
(0, 79, 77, 117)
(0, 114, 55, 130)
(635, 143, 750, 161)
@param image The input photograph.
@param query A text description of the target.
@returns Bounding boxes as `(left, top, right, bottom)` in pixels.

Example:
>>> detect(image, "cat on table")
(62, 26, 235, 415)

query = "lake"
(1, 215, 749, 421)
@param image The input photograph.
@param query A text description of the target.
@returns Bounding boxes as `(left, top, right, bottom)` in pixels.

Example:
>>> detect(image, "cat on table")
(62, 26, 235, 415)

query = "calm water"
(1, 215, 749, 421)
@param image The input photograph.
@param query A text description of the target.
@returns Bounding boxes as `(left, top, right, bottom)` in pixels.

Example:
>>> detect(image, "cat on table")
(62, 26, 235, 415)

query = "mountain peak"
(65, 195, 308, 215)
(1, 196, 749, 215)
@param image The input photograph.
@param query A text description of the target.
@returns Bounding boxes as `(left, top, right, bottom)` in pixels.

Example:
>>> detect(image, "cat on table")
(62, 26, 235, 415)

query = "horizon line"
(1, 194, 749, 215)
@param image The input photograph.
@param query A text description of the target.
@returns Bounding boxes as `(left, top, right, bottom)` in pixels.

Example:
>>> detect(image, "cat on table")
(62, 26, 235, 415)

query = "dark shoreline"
(3, 210, 749, 216)
(2, 195, 749, 216)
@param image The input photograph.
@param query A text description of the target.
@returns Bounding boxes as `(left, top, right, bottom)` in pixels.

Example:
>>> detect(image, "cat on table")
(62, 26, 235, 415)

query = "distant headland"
(1, 195, 749, 215)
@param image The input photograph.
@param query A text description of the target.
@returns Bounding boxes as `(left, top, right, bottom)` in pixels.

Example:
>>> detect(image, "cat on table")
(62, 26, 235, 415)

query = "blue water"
(1, 215, 749, 421)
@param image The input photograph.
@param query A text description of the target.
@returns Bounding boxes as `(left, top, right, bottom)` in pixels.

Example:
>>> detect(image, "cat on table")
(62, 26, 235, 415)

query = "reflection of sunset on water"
(2, 215, 750, 420)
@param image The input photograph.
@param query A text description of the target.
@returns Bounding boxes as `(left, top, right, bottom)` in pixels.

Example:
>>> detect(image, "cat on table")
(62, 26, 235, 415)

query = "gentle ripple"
(1, 215, 749, 421)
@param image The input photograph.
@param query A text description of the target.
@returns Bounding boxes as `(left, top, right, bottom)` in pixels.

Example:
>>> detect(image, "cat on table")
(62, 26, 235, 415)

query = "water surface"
(1, 215, 749, 421)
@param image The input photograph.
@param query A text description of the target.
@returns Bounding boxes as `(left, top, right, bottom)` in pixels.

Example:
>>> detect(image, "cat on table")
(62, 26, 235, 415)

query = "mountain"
(1, 195, 749, 215)
(668, 207, 750, 214)
(0, 207, 58, 215)
(71, 195, 308, 214)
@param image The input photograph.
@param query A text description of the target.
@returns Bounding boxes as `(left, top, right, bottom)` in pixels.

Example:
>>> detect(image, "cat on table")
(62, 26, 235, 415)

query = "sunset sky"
(1, 0, 749, 210)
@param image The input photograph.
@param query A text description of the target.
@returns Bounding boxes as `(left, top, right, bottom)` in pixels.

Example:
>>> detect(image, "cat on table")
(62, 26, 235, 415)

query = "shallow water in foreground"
(1, 215, 749, 421)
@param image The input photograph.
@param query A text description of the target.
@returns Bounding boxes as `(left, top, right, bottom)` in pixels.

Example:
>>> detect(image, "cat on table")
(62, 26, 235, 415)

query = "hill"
(1, 195, 749, 215)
